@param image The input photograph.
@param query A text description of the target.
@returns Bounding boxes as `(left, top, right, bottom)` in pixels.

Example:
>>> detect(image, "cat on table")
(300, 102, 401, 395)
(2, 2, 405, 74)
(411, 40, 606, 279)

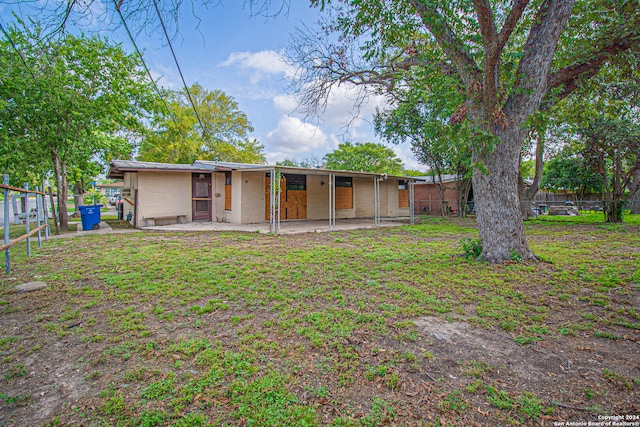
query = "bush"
(460, 237, 482, 260)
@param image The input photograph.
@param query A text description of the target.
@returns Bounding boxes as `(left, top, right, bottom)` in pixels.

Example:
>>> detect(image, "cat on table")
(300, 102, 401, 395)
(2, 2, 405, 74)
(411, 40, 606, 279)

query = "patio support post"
(276, 169, 280, 234)
(3, 174, 10, 273)
(409, 180, 415, 225)
(270, 168, 275, 233)
(373, 176, 381, 226)
(328, 173, 335, 229)
(377, 177, 381, 225)
(269, 168, 281, 234)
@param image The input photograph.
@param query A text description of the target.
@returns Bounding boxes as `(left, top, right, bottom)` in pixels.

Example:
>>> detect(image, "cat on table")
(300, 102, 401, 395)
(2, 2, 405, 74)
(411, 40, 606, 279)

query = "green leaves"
(324, 141, 404, 174)
(138, 83, 264, 164)
(0, 23, 158, 180)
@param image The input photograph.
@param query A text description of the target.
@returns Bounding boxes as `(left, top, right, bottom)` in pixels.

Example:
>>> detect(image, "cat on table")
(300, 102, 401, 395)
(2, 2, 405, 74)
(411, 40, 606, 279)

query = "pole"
(270, 169, 274, 234)
(41, 179, 50, 238)
(328, 173, 334, 229)
(3, 174, 10, 273)
(24, 183, 31, 257)
(409, 181, 415, 225)
(276, 171, 281, 234)
(35, 186, 42, 247)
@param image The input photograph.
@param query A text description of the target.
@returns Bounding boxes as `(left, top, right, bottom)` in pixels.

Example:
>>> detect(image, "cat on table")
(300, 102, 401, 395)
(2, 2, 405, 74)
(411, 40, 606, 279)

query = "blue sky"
(0, 1, 421, 169)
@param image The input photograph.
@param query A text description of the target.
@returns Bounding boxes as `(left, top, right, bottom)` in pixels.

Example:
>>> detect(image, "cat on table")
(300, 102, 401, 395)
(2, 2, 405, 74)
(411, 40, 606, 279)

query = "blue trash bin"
(79, 204, 103, 230)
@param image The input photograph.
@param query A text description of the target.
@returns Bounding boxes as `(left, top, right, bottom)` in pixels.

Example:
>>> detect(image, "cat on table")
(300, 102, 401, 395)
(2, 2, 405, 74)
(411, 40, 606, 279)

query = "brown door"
(265, 174, 307, 220)
(192, 173, 212, 221)
(285, 190, 307, 219)
(265, 175, 286, 220)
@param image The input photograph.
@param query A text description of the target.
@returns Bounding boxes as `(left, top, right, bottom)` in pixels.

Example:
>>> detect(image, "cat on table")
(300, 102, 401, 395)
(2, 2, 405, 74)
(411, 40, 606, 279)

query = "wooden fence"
(1, 174, 51, 273)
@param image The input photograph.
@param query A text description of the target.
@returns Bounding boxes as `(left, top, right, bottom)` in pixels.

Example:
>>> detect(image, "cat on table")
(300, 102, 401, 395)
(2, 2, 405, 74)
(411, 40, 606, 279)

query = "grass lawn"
(0, 215, 638, 426)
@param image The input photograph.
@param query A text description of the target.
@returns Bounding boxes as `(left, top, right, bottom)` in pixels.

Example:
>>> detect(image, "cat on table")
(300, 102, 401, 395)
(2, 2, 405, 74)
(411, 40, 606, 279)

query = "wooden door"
(265, 175, 285, 220)
(285, 190, 307, 219)
(192, 173, 212, 221)
(265, 174, 307, 220)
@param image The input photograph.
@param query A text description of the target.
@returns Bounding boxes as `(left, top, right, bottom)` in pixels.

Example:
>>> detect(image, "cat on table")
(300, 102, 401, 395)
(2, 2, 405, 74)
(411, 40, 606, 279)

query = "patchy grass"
(0, 215, 638, 426)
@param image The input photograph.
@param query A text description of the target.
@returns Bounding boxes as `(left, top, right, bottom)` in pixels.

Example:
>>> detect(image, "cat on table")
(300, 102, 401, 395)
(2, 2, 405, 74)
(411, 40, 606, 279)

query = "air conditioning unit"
(121, 188, 133, 197)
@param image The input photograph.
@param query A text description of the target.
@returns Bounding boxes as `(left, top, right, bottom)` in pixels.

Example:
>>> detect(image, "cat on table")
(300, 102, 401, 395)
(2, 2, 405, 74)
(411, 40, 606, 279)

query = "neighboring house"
(106, 160, 417, 230)
(413, 175, 472, 215)
(97, 181, 123, 198)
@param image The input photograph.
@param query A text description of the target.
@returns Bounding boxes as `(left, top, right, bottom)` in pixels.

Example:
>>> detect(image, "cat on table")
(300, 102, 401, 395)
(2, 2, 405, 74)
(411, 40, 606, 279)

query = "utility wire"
(151, 0, 205, 133)
(112, 0, 180, 130)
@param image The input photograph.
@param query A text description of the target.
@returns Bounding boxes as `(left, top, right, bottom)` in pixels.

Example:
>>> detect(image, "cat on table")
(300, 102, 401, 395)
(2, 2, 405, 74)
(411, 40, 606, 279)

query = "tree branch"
(408, 0, 481, 87)
(496, 0, 529, 52)
(473, 0, 499, 114)
(503, 0, 575, 123)
(473, 0, 497, 49)
(547, 34, 639, 101)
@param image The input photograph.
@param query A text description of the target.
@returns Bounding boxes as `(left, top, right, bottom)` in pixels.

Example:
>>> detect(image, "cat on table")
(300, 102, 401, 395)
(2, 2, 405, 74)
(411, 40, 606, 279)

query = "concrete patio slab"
(140, 217, 412, 234)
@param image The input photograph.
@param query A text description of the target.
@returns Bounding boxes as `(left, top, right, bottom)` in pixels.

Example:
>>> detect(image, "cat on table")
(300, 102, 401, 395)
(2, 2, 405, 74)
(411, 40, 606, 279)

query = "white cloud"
(273, 94, 300, 115)
(266, 116, 330, 154)
(265, 151, 291, 164)
(220, 50, 292, 75)
(323, 84, 387, 127)
(391, 144, 423, 171)
(284, 82, 388, 138)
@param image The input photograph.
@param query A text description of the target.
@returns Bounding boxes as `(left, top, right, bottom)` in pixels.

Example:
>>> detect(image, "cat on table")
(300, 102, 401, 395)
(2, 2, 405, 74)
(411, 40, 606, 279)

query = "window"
(224, 172, 232, 210)
(285, 174, 306, 190)
(335, 177, 353, 209)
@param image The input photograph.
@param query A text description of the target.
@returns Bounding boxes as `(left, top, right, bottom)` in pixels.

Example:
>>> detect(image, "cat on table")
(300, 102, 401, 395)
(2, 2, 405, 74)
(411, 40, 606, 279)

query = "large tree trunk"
(629, 169, 640, 214)
(473, 126, 536, 263)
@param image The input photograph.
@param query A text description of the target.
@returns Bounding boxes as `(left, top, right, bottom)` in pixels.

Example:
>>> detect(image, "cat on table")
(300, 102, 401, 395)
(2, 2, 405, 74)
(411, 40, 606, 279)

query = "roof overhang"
(108, 159, 419, 182)
(193, 160, 418, 181)
(107, 160, 212, 179)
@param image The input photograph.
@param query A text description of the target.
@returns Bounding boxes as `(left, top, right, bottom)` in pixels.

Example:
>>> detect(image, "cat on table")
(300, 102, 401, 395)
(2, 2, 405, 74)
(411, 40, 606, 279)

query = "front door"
(192, 173, 212, 221)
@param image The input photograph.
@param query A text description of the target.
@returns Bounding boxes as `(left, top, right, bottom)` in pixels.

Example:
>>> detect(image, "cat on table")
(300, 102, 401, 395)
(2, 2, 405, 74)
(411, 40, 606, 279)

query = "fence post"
(36, 186, 43, 248)
(42, 179, 50, 238)
(3, 174, 10, 273)
(24, 183, 31, 257)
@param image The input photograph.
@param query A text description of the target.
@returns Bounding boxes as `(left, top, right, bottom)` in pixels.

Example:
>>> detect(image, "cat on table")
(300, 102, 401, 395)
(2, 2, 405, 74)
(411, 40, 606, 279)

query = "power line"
(112, 0, 180, 130)
(151, 0, 205, 134)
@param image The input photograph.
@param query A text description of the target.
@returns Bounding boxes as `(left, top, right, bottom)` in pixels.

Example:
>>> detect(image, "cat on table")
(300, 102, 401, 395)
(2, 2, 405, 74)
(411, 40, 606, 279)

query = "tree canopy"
(324, 142, 404, 175)
(542, 148, 604, 200)
(581, 115, 640, 222)
(138, 84, 265, 164)
(0, 23, 157, 230)
(287, 0, 640, 262)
